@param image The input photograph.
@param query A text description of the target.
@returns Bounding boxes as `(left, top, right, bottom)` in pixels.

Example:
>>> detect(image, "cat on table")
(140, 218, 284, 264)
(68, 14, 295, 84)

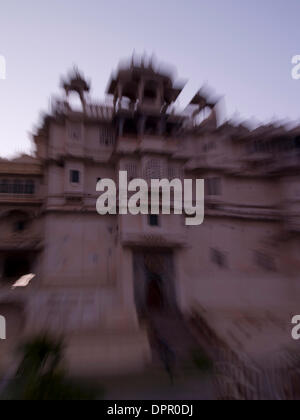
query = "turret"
(106, 56, 185, 138)
(61, 67, 90, 113)
(106, 55, 184, 114)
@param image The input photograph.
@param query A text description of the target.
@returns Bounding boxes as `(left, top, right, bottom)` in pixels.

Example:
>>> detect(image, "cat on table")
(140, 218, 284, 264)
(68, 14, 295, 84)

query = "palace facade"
(0, 58, 300, 378)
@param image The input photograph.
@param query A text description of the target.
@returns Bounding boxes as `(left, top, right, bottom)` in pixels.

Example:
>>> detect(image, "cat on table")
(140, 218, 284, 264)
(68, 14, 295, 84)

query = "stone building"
(0, 58, 299, 377)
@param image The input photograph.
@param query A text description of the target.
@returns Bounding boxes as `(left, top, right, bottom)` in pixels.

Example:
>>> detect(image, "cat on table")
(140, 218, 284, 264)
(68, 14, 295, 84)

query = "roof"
(106, 59, 185, 103)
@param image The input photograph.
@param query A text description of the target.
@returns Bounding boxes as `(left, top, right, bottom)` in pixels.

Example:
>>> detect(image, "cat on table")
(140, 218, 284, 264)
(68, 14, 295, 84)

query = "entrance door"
(133, 250, 177, 320)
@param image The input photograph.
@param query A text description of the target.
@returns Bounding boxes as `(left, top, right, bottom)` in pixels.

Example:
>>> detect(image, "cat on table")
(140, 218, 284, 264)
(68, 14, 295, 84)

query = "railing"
(85, 104, 114, 121)
(140, 136, 179, 155)
(189, 312, 300, 400)
(214, 348, 300, 400)
(0, 193, 41, 204)
(52, 99, 114, 121)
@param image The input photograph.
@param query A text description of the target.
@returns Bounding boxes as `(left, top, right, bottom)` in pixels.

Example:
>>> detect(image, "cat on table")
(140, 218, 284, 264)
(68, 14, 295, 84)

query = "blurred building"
(0, 58, 299, 377)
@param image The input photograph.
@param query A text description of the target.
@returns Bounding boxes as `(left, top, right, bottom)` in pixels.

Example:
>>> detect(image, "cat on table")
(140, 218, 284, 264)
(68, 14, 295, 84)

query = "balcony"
(0, 234, 43, 251)
(115, 136, 139, 154)
(0, 178, 41, 205)
(0, 193, 42, 205)
(52, 99, 113, 122)
(139, 136, 178, 155)
(115, 135, 181, 156)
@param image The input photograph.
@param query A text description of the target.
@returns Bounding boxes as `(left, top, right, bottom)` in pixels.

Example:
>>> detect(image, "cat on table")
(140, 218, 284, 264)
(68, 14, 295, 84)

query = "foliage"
(192, 347, 214, 373)
(2, 334, 100, 400)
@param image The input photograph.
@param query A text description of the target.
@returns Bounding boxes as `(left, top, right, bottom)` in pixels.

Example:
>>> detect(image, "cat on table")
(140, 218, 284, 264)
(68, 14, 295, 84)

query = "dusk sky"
(0, 0, 299, 158)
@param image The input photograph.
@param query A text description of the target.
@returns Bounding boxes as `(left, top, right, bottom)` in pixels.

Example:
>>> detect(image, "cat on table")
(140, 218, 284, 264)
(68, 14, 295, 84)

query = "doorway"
(133, 250, 177, 320)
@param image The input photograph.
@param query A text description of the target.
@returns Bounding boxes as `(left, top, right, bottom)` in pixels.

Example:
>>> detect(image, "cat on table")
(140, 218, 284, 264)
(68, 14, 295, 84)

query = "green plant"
(3, 334, 99, 400)
(192, 348, 214, 373)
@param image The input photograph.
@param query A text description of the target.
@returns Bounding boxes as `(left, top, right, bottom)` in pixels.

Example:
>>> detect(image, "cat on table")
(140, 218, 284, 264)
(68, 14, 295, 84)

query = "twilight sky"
(0, 0, 299, 158)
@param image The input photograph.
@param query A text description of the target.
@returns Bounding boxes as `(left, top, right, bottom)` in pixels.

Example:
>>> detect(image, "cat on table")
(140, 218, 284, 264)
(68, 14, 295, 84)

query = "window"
(206, 177, 221, 196)
(100, 125, 115, 146)
(167, 165, 181, 180)
(14, 220, 27, 233)
(0, 179, 9, 194)
(24, 180, 35, 195)
(203, 142, 216, 152)
(68, 122, 82, 140)
(211, 248, 227, 268)
(144, 117, 159, 135)
(70, 170, 80, 184)
(0, 179, 35, 195)
(295, 136, 300, 150)
(122, 119, 138, 137)
(148, 215, 159, 227)
(144, 81, 157, 101)
(125, 163, 138, 181)
(13, 180, 23, 194)
(144, 159, 162, 181)
(166, 122, 175, 137)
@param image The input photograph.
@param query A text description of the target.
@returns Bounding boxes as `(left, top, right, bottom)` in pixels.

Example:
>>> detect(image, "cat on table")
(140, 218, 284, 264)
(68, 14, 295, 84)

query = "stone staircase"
(146, 310, 199, 371)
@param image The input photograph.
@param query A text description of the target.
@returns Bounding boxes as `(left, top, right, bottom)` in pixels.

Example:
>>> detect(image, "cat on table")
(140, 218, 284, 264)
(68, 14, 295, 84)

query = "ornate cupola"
(187, 88, 219, 129)
(106, 55, 185, 114)
(106, 55, 186, 138)
(61, 67, 90, 113)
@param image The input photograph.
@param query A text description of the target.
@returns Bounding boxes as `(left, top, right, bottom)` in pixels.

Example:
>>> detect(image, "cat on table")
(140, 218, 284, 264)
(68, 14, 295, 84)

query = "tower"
(61, 67, 90, 113)
(106, 55, 185, 138)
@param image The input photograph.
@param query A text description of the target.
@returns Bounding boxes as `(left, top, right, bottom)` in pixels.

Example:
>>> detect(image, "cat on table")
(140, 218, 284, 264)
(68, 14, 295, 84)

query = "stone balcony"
(266, 153, 300, 173)
(282, 201, 300, 233)
(0, 194, 42, 205)
(115, 136, 139, 154)
(139, 136, 179, 155)
(0, 234, 43, 251)
(52, 99, 113, 122)
(115, 135, 181, 156)
(205, 200, 282, 221)
(285, 218, 300, 233)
